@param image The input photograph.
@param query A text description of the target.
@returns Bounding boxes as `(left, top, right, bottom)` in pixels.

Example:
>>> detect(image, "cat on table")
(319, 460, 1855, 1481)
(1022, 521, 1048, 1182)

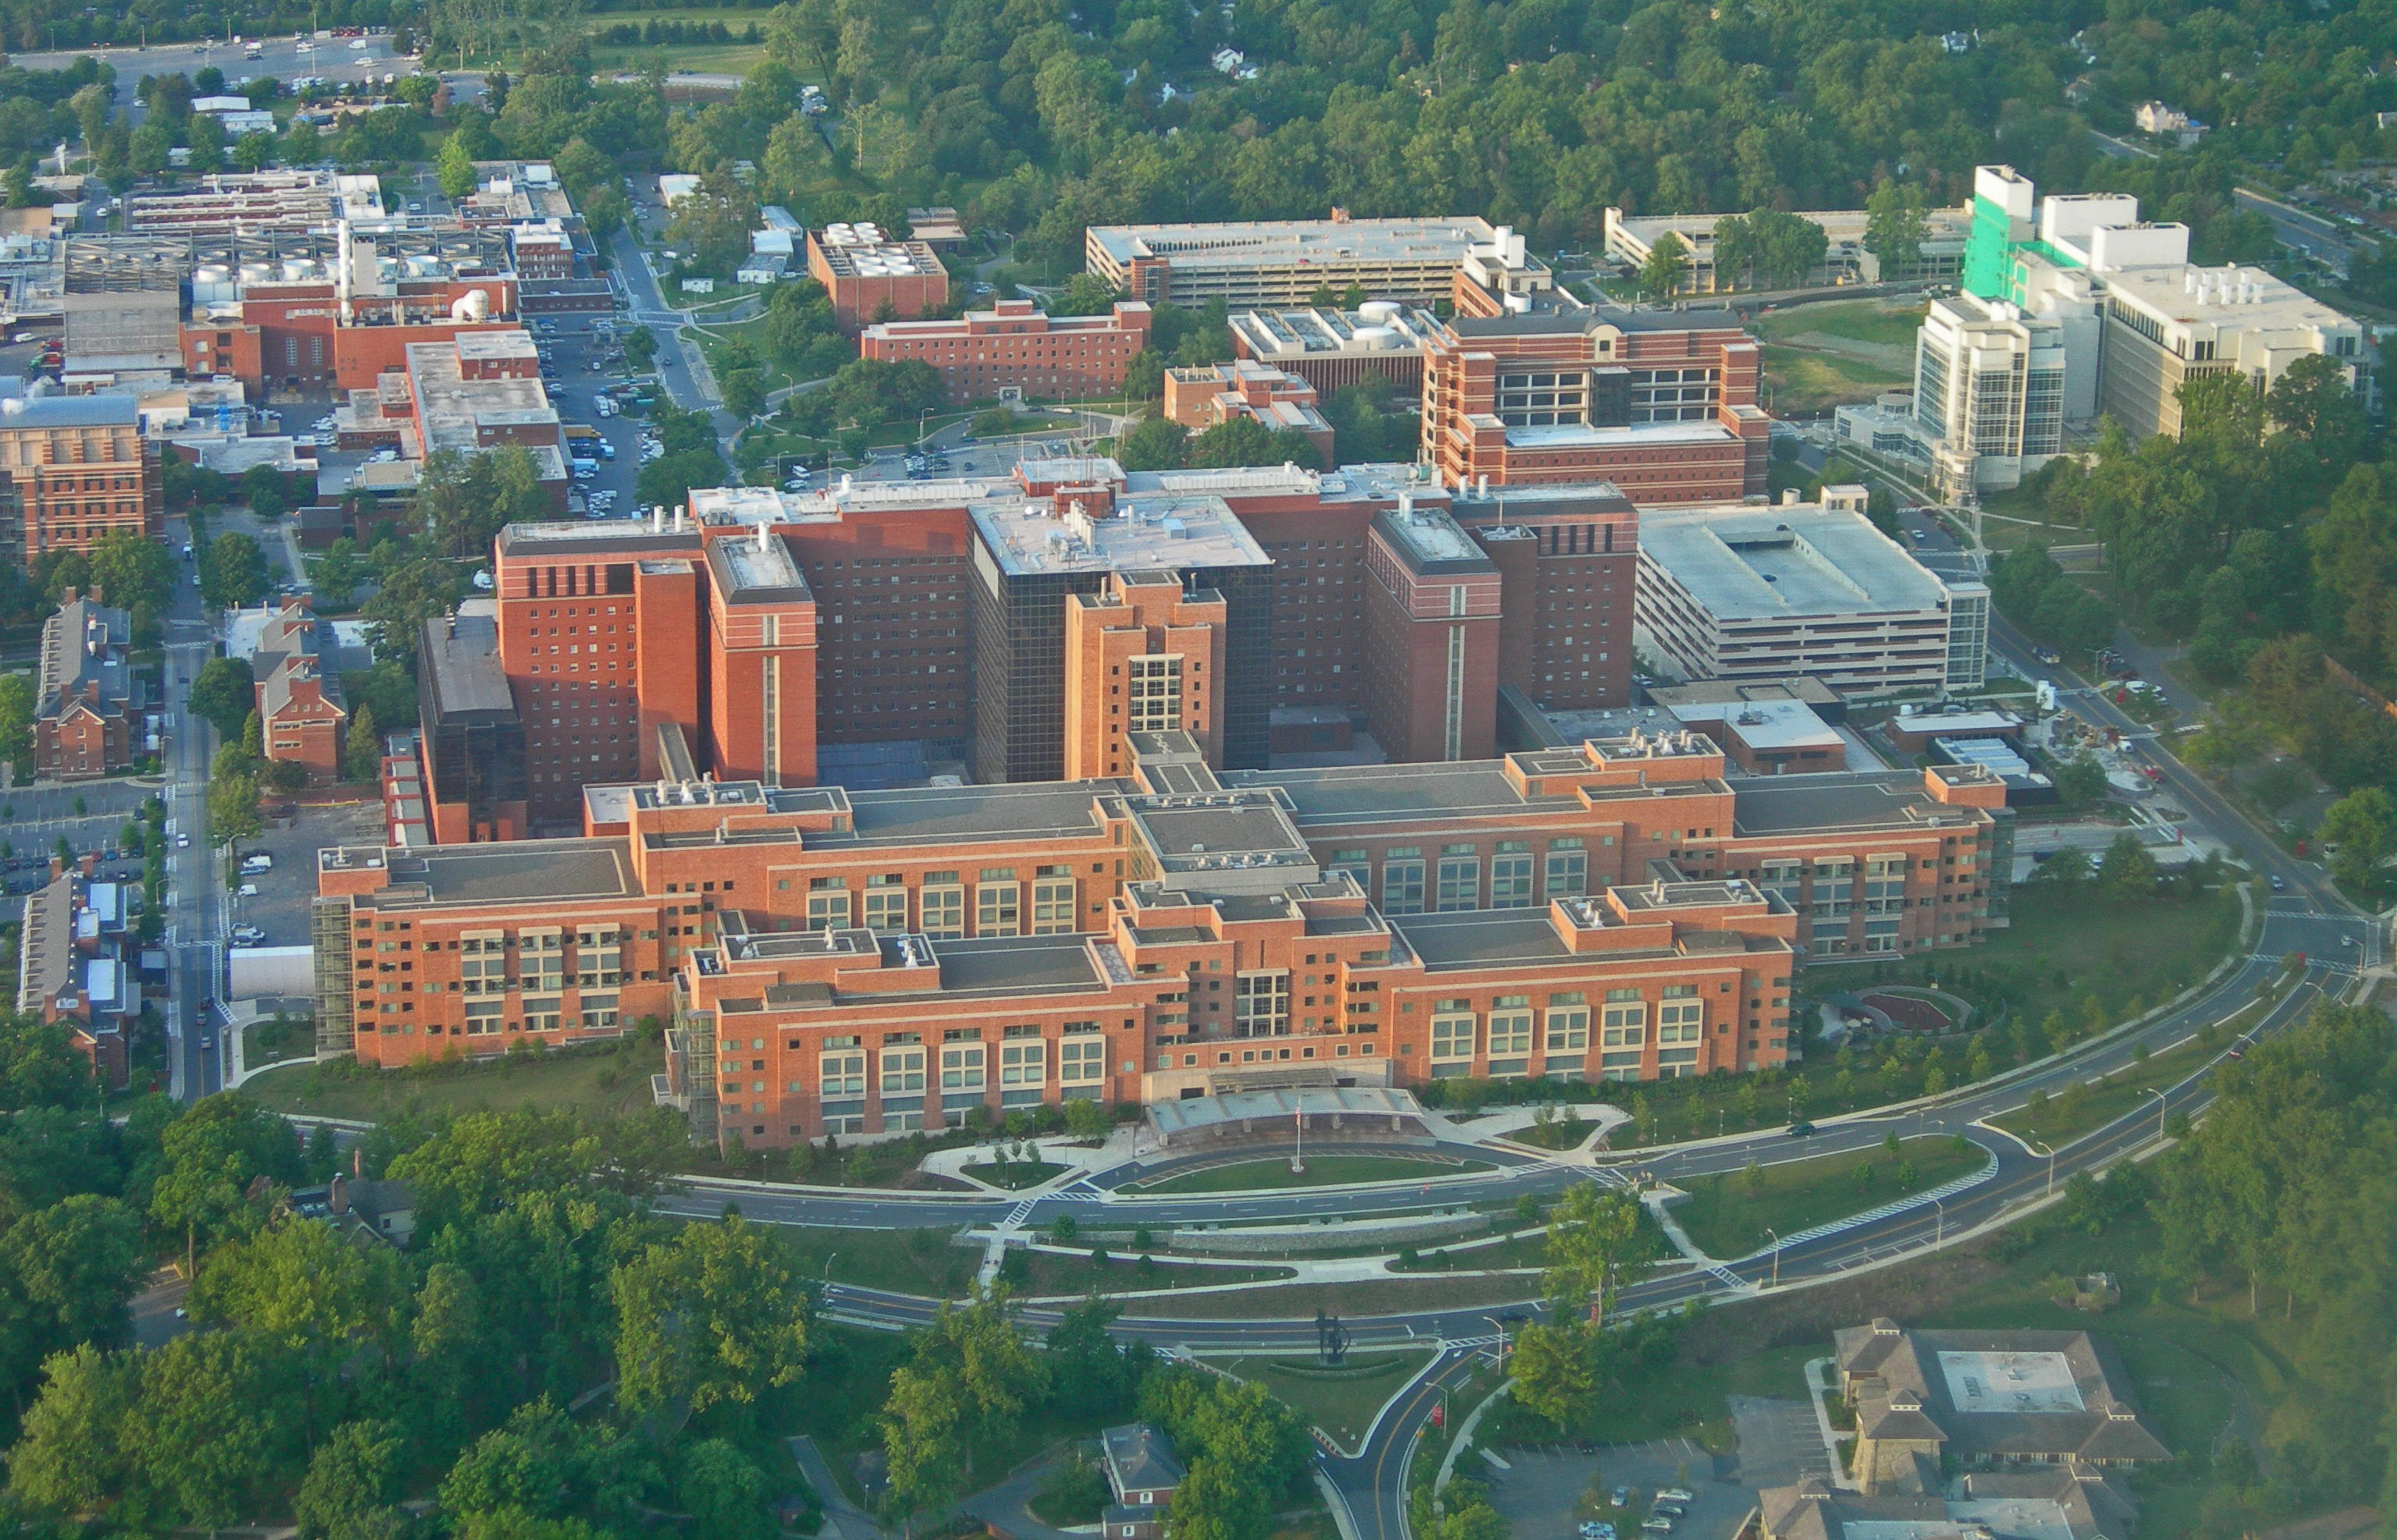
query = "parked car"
(1639, 1520, 1674, 1536)
(1656, 1490, 1693, 1505)
(1578, 1525, 1615, 1540)
(1610, 1489, 1630, 1510)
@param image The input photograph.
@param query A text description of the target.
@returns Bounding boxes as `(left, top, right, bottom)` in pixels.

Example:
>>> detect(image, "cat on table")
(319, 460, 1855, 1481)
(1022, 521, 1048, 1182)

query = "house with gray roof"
(33, 592, 144, 779)
(1099, 1423, 1185, 1540)
(1760, 1463, 2140, 1540)
(1835, 1318, 2170, 1495)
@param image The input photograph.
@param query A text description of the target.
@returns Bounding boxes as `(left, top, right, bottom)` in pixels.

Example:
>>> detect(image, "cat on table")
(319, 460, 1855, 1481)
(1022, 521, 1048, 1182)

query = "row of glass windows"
(802, 1039, 1110, 1098)
(1326, 842, 1589, 915)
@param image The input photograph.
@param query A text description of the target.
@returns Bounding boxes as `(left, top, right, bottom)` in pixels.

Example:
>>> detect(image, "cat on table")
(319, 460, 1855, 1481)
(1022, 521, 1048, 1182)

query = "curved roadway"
(676, 893, 2365, 1540)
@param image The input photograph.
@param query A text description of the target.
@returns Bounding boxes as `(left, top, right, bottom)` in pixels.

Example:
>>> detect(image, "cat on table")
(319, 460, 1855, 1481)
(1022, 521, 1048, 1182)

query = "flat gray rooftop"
(1230, 761, 1561, 824)
(374, 839, 638, 904)
(0, 393, 139, 428)
(1445, 303, 1743, 337)
(934, 935, 1101, 996)
(840, 780, 1118, 844)
(1640, 506, 1952, 620)
(971, 493, 1269, 578)
(1731, 772, 1983, 836)
(1088, 216, 1503, 268)
(421, 601, 514, 717)
(1129, 797, 1309, 859)
(1394, 910, 1578, 969)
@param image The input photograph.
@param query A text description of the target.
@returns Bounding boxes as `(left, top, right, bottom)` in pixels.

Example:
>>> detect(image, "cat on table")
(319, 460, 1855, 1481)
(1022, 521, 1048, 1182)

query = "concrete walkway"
(957, 1452, 1098, 1540)
(920, 1127, 1140, 1192)
(788, 1435, 886, 1540)
(1801, 1358, 1858, 1492)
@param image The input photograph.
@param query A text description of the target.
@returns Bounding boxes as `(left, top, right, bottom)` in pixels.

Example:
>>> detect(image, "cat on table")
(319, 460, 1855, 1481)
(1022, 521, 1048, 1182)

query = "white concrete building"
(1635, 502, 1988, 695)
(1601, 204, 1975, 294)
(1898, 165, 2372, 499)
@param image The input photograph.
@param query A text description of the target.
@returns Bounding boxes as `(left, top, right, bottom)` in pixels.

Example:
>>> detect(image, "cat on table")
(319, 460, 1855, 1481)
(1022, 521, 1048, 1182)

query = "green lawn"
(1671, 1136, 1990, 1261)
(1390, 1227, 1547, 1272)
(240, 1038, 662, 1122)
(760, 1223, 1289, 1299)
(1209, 1350, 1436, 1453)
(239, 1014, 314, 1075)
(1752, 300, 1929, 348)
(1116, 1274, 1546, 1319)
(1989, 1011, 2257, 1146)
(584, 12, 779, 74)
(1137, 1153, 1492, 1195)
(1958, 882, 2245, 1034)
(962, 1159, 1070, 1190)
(776, 1224, 979, 1294)
(1760, 348, 1908, 413)
(1015, 1247, 1292, 1297)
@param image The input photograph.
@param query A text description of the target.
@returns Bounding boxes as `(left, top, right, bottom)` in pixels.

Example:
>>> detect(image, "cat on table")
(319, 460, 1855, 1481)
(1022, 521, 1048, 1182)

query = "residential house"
(1099, 1424, 1185, 1540)
(17, 867, 140, 1088)
(33, 593, 144, 779)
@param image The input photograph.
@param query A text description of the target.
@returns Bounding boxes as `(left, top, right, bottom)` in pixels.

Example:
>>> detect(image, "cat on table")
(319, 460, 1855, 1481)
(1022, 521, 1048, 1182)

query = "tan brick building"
(0, 396, 163, 563)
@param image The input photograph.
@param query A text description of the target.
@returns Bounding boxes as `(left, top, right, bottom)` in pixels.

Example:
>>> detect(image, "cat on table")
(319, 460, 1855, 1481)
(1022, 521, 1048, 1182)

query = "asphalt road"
(161, 517, 223, 1101)
(8, 32, 403, 124)
(2232, 186, 2362, 279)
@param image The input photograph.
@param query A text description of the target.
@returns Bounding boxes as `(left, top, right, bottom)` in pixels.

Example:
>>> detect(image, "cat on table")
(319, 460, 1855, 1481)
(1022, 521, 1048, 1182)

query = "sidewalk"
(788, 1435, 886, 1540)
(919, 1127, 1139, 1193)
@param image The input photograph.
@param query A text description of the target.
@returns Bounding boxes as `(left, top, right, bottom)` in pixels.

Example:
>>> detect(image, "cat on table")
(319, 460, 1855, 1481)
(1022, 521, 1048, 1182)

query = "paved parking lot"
(1486, 1437, 1745, 1540)
(0, 781, 155, 889)
(226, 800, 382, 948)
(534, 319, 648, 518)
(1726, 1397, 1833, 1489)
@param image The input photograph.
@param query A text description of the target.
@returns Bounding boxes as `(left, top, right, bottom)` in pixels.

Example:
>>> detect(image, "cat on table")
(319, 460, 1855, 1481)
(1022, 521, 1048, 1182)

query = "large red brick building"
(861, 300, 1153, 404)
(1419, 300, 1771, 504)
(181, 224, 526, 397)
(312, 724, 2009, 1144)
(421, 462, 1650, 838)
(806, 223, 951, 333)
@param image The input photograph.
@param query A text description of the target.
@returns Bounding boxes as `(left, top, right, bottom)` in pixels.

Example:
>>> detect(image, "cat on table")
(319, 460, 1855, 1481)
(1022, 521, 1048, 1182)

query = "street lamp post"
(2031, 1138, 2056, 1197)
(916, 406, 936, 450)
(1483, 1314, 1510, 1368)
(1766, 1227, 1781, 1289)
(1933, 1198, 1945, 1248)
(1290, 1091, 1305, 1176)
(2144, 1087, 2169, 1143)
(822, 1251, 838, 1280)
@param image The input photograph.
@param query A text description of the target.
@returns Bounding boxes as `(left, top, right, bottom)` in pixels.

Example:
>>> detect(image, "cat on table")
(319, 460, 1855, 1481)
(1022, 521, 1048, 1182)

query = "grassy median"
(1670, 1135, 1990, 1261)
